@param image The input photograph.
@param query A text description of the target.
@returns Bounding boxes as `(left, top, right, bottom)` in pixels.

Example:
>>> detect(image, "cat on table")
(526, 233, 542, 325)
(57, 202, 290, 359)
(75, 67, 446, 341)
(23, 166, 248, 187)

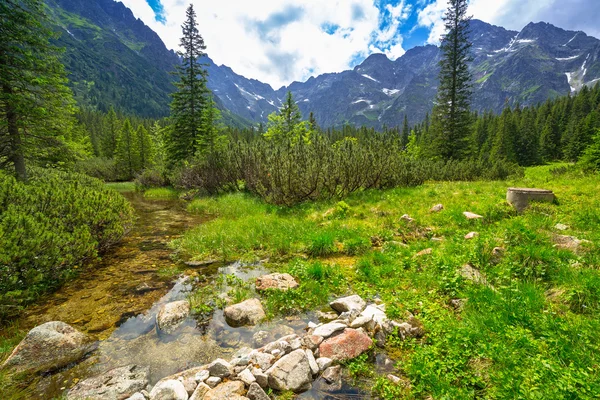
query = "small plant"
(307, 232, 337, 257)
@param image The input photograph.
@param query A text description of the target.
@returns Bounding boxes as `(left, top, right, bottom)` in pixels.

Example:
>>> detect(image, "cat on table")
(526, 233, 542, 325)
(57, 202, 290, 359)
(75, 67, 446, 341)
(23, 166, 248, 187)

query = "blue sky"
(121, 0, 600, 88)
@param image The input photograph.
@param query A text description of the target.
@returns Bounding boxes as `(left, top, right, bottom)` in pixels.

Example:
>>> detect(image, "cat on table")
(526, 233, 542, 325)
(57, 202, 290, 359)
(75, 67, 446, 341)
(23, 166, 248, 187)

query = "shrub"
(74, 157, 119, 181)
(136, 169, 168, 188)
(0, 169, 134, 318)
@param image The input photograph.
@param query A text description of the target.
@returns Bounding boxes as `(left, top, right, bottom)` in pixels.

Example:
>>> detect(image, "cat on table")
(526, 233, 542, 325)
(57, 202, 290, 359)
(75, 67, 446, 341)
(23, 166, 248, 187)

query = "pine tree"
(168, 4, 209, 164)
(115, 119, 139, 179)
(150, 122, 166, 169)
(0, 0, 77, 180)
(427, 0, 473, 160)
(579, 129, 600, 171)
(309, 112, 319, 132)
(264, 92, 310, 144)
(197, 97, 227, 157)
(102, 106, 120, 158)
(400, 115, 410, 148)
(136, 124, 154, 170)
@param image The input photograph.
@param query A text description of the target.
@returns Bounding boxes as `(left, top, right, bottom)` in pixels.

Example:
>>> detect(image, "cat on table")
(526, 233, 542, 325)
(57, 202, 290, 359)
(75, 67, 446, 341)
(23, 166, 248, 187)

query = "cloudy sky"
(121, 0, 600, 89)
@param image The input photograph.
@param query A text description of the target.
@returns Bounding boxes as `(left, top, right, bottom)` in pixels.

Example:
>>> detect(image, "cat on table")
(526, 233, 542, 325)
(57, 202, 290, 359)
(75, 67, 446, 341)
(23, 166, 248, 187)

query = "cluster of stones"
(59, 294, 422, 400)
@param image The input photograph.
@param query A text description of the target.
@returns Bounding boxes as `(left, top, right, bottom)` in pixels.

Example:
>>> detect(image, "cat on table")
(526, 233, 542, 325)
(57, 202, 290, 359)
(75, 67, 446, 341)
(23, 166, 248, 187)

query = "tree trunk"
(3, 84, 27, 181)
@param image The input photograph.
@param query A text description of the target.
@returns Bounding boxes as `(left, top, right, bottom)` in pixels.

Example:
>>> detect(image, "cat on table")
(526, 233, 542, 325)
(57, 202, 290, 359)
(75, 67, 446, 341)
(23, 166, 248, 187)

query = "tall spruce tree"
(115, 119, 139, 180)
(168, 4, 209, 163)
(0, 0, 77, 180)
(427, 0, 473, 160)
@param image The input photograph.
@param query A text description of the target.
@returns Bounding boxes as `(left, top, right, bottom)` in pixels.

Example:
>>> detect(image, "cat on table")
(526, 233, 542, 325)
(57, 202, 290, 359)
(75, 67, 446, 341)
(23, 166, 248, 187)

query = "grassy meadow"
(175, 164, 600, 399)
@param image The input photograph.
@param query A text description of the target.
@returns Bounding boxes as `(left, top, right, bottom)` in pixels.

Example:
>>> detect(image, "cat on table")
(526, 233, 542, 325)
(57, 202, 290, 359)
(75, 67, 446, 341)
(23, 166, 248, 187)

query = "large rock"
(319, 328, 373, 361)
(266, 349, 312, 393)
(149, 379, 189, 400)
(330, 295, 366, 314)
(203, 381, 246, 400)
(255, 273, 299, 291)
(156, 300, 190, 334)
(359, 304, 387, 326)
(224, 298, 265, 327)
(67, 365, 149, 400)
(2, 321, 95, 374)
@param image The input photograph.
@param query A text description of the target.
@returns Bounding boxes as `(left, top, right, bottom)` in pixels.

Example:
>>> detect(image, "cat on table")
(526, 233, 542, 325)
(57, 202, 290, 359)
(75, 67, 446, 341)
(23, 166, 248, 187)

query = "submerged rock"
(67, 364, 149, 400)
(266, 349, 312, 393)
(224, 298, 266, 327)
(255, 273, 299, 291)
(156, 300, 190, 335)
(2, 321, 95, 374)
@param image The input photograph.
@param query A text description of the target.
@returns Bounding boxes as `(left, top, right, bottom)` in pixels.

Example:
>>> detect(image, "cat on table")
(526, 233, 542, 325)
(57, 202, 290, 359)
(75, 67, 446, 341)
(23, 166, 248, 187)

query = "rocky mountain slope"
(47, 0, 600, 127)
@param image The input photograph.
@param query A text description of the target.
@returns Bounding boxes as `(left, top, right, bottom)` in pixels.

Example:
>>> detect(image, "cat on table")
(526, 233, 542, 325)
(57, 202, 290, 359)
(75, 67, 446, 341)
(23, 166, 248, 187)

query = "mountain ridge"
(47, 0, 600, 128)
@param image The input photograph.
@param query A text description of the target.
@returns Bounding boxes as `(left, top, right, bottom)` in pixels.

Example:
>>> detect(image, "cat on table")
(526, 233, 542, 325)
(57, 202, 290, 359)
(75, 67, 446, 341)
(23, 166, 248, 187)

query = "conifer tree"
(264, 92, 310, 144)
(427, 0, 473, 160)
(0, 0, 77, 180)
(150, 122, 166, 169)
(197, 97, 227, 157)
(115, 119, 139, 179)
(102, 106, 120, 158)
(168, 4, 209, 163)
(136, 124, 154, 170)
(401, 115, 410, 148)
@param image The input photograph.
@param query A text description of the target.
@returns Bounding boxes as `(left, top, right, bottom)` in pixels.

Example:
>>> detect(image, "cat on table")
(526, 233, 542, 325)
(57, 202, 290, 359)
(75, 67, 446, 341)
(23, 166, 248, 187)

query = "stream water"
(14, 191, 377, 399)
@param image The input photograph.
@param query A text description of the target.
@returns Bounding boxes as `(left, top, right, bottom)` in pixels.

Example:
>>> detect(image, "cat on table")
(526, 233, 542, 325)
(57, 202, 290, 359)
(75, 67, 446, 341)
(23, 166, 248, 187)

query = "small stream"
(14, 191, 379, 399)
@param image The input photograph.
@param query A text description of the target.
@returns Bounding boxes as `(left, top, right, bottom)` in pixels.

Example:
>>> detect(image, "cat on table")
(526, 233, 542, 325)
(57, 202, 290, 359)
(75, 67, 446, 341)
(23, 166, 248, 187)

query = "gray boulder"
(156, 300, 190, 335)
(266, 349, 312, 393)
(149, 379, 188, 400)
(2, 321, 95, 374)
(67, 365, 149, 400)
(329, 295, 366, 314)
(224, 299, 265, 327)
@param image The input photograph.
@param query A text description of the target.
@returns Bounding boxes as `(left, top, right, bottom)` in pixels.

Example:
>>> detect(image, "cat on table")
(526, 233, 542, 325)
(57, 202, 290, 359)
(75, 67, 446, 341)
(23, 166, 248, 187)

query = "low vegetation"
(0, 169, 134, 320)
(178, 165, 600, 398)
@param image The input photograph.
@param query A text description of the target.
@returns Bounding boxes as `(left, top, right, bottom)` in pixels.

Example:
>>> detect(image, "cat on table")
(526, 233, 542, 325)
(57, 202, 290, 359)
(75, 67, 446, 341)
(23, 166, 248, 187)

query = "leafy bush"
(0, 169, 134, 317)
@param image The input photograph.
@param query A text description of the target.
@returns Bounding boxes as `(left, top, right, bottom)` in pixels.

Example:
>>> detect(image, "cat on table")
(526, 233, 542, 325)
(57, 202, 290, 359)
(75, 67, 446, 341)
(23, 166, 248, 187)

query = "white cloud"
(119, 0, 411, 89)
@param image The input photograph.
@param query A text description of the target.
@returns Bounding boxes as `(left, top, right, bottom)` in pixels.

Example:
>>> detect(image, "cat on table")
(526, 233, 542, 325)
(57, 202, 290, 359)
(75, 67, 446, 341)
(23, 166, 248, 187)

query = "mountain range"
(47, 0, 600, 128)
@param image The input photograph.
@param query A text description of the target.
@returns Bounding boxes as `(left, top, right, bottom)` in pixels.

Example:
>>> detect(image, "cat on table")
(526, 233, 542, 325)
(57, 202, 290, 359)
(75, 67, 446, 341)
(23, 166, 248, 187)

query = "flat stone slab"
(507, 187, 555, 212)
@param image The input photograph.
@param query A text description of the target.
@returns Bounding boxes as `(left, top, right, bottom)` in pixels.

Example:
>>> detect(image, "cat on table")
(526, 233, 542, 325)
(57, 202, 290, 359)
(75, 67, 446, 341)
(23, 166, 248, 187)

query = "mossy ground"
(177, 164, 600, 399)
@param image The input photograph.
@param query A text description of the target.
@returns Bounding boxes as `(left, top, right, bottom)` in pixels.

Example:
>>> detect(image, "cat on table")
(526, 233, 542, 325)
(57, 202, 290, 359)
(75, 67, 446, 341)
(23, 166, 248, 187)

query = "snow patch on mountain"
(383, 88, 400, 96)
(361, 74, 379, 83)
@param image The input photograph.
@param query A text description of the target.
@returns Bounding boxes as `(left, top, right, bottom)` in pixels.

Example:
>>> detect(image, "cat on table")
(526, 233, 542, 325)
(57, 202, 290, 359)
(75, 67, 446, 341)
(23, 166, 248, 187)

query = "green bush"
(0, 169, 134, 318)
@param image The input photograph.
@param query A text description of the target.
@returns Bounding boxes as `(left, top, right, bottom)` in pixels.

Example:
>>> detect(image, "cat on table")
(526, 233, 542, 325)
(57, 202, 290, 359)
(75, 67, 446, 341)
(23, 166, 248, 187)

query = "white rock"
(316, 357, 332, 371)
(238, 368, 256, 385)
(126, 393, 146, 400)
(266, 349, 312, 393)
(349, 314, 373, 328)
(464, 231, 479, 240)
(359, 305, 387, 325)
(308, 321, 318, 329)
(330, 295, 366, 314)
(249, 351, 275, 371)
(149, 379, 188, 400)
(194, 370, 209, 383)
(205, 377, 221, 388)
(156, 301, 190, 335)
(312, 322, 346, 338)
(305, 349, 319, 375)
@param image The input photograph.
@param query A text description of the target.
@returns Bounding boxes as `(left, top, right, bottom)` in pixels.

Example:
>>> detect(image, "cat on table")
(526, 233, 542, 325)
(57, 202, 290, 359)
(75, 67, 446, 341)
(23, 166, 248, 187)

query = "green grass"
(175, 164, 600, 398)
(143, 187, 179, 199)
(104, 181, 136, 192)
